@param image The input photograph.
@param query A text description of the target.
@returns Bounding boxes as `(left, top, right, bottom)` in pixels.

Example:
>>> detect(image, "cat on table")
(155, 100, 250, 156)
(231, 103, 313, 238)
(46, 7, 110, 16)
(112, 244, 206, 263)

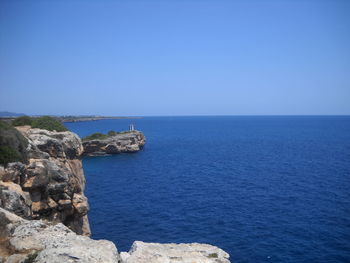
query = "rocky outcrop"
(0, 126, 232, 263)
(83, 131, 146, 156)
(120, 241, 230, 263)
(0, 208, 120, 263)
(0, 127, 90, 236)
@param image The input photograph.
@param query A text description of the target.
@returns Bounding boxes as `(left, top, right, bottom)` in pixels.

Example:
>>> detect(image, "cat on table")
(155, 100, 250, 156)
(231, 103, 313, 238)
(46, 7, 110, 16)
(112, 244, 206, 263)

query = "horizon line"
(3, 114, 350, 117)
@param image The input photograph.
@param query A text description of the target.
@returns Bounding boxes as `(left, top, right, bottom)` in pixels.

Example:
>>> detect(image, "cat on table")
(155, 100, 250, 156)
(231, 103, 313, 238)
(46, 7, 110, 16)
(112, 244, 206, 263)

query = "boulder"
(0, 208, 120, 263)
(0, 207, 24, 239)
(4, 254, 27, 263)
(0, 181, 31, 219)
(121, 241, 231, 263)
(0, 163, 25, 184)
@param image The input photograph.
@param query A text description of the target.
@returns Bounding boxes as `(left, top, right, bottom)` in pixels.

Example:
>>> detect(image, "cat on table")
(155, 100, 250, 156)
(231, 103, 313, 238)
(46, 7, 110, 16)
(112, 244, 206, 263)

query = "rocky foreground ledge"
(0, 208, 230, 263)
(82, 130, 146, 156)
(0, 208, 119, 263)
(121, 241, 230, 263)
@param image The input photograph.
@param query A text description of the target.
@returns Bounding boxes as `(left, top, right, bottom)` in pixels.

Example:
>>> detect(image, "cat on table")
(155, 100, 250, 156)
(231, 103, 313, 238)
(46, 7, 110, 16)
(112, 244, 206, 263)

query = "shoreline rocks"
(0, 207, 120, 263)
(82, 130, 146, 156)
(121, 241, 230, 263)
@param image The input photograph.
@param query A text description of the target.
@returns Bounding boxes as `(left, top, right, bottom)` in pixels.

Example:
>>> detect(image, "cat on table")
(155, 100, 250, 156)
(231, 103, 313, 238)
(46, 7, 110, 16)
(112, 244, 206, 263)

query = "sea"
(65, 116, 350, 263)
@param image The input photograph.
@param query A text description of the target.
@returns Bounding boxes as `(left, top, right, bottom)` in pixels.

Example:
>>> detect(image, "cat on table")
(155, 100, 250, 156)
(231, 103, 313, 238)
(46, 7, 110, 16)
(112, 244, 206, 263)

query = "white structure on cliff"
(129, 124, 135, 131)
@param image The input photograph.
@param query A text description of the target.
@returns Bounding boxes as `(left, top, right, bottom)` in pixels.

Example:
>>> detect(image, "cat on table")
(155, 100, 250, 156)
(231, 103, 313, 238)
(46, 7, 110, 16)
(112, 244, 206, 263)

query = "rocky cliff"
(0, 126, 231, 263)
(82, 130, 145, 156)
(0, 126, 90, 236)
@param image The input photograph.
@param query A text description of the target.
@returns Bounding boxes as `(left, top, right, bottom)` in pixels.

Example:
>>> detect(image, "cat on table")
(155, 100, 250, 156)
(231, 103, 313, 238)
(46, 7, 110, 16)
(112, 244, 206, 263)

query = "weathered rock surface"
(0, 181, 31, 219)
(1, 208, 231, 263)
(83, 131, 145, 156)
(25, 128, 84, 159)
(0, 127, 90, 236)
(120, 241, 230, 263)
(0, 208, 120, 263)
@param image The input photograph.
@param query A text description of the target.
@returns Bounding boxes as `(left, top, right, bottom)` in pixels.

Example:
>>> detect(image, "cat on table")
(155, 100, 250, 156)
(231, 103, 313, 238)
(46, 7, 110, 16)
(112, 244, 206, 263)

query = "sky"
(0, 0, 349, 116)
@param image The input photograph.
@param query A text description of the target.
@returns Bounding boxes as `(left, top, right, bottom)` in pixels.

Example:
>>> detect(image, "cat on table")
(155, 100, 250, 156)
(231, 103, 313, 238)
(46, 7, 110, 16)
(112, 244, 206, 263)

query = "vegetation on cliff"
(12, 116, 32, 126)
(1, 116, 67, 166)
(82, 130, 131, 141)
(82, 132, 109, 141)
(0, 121, 28, 166)
(31, 116, 68, 132)
(12, 116, 68, 132)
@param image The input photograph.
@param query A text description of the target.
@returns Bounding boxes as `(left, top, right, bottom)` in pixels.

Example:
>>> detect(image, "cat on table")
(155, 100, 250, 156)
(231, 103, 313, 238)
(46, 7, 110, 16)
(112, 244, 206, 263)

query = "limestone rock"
(72, 194, 89, 215)
(0, 181, 31, 219)
(83, 131, 145, 156)
(0, 207, 24, 239)
(23, 128, 83, 159)
(0, 166, 5, 181)
(0, 128, 90, 236)
(0, 208, 120, 263)
(1, 163, 25, 184)
(4, 254, 27, 263)
(121, 241, 231, 263)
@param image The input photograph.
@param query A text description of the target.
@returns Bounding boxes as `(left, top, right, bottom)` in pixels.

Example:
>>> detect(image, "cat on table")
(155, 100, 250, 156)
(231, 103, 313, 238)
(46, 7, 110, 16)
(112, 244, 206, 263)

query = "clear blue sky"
(1, 0, 349, 116)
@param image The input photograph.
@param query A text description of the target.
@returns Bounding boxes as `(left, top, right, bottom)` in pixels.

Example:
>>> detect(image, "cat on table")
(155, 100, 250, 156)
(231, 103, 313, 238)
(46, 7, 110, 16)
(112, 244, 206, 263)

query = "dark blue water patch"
(66, 116, 350, 263)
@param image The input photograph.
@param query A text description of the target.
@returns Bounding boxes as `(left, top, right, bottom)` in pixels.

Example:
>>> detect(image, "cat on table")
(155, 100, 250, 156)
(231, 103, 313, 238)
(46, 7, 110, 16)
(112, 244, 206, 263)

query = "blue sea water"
(65, 116, 350, 263)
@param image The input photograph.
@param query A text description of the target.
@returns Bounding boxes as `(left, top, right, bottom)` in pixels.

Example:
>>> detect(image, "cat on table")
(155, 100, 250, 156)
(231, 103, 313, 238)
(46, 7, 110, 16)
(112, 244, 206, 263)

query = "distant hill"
(0, 111, 26, 117)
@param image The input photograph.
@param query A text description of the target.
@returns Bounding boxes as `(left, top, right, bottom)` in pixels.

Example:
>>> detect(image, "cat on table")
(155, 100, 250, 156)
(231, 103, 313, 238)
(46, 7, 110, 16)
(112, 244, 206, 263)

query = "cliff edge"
(0, 126, 90, 236)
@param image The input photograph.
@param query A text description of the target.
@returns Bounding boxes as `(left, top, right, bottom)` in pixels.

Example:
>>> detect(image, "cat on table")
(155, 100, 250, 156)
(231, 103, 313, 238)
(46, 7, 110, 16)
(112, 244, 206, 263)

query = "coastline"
(60, 116, 143, 123)
(0, 116, 143, 124)
(0, 123, 230, 262)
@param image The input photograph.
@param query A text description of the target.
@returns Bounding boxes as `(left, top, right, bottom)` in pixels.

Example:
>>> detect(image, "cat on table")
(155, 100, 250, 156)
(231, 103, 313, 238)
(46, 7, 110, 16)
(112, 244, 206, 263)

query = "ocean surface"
(65, 116, 350, 263)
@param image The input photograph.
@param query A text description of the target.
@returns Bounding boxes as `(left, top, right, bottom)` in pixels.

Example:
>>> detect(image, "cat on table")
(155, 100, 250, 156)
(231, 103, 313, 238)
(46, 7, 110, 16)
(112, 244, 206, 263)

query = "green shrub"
(207, 253, 218, 258)
(107, 130, 117, 136)
(12, 116, 33, 126)
(82, 132, 109, 141)
(0, 121, 28, 166)
(0, 145, 21, 166)
(23, 251, 39, 263)
(31, 116, 68, 132)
